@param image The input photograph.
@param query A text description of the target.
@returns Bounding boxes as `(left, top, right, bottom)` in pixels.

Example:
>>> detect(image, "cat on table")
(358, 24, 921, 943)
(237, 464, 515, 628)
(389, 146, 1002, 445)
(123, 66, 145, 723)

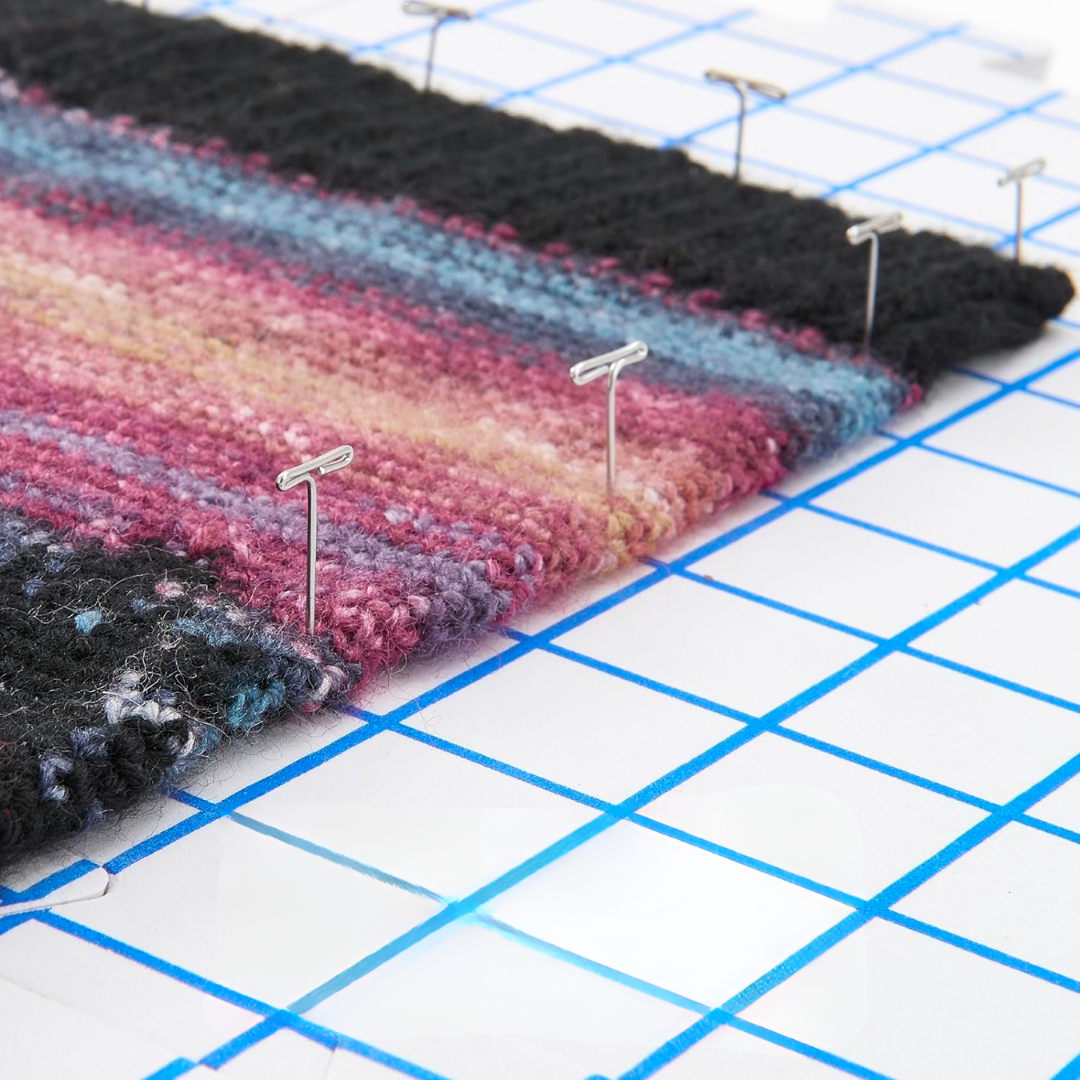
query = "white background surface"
(4, 2, 1080, 1078)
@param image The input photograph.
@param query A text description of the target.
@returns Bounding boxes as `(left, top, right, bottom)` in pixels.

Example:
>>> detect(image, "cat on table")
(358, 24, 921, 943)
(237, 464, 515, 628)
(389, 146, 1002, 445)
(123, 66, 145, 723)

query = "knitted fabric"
(0, 0, 1071, 384)
(0, 7, 1070, 865)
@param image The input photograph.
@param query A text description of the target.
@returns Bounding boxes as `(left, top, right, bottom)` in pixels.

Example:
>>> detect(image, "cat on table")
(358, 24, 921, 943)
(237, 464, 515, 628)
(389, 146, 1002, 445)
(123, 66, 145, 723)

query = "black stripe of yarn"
(0, 0, 1071, 383)
(0, 516, 343, 867)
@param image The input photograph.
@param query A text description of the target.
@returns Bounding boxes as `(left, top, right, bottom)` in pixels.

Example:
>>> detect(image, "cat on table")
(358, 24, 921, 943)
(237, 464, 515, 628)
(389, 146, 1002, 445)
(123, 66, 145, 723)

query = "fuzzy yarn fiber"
(0, 1, 1071, 865)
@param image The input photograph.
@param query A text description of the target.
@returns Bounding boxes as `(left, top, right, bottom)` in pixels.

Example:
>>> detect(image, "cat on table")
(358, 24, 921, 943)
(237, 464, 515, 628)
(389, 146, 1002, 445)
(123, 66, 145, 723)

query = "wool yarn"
(0, 4, 1070, 865)
(0, 0, 1071, 384)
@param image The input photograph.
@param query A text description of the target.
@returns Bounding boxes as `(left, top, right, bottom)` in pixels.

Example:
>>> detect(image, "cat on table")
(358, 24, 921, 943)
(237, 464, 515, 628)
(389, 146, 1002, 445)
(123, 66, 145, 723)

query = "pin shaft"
(704, 70, 787, 184)
(403, 2, 472, 91)
(998, 158, 1045, 264)
(275, 445, 354, 636)
(569, 342, 648, 494)
(846, 211, 903, 354)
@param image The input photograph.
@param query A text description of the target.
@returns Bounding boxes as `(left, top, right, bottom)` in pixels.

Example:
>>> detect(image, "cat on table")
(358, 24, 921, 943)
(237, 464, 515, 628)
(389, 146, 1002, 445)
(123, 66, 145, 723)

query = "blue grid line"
(821, 88, 1061, 199)
(759, 494, 1005, 571)
(626, 750, 1080, 1078)
(954, 365, 1080, 412)
(37, 908, 278, 1017)
(349, 634, 1080, 866)
(520, 626, 1080, 813)
(487, 9, 756, 109)
(168, 772, 1079, 1078)
(881, 435, 1080, 500)
(1054, 1052, 1080, 1080)
(664, 21, 965, 147)
(0, 858, 98, 911)
(282, 515, 1080, 1026)
(881, 909, 1080, 994)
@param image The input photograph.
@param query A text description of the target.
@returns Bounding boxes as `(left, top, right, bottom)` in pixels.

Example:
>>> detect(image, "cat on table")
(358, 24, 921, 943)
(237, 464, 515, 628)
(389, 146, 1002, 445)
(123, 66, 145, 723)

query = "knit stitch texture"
(0, 2, 1071, 864)
(0, 0, 1071, 384)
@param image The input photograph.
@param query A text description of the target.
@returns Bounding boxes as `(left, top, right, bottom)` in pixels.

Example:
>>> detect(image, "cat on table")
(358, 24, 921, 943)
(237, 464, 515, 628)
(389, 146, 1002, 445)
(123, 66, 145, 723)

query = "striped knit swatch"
(0, 28, 1069, 861)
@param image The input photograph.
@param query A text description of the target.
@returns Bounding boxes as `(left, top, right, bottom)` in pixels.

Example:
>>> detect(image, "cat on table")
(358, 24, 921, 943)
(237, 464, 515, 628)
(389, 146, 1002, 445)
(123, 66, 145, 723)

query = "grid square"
(786, 652, 1080, 805)
(832, 185, 1003, 244)
(213, 6, 325, 49)
(880, 371, 997, 437)
(367, 50, 498, 103)
(794, 70, 1001, 145)
(689, 507, 993, 637)
(325, 1048, 416, 1080)
(511, 559, 654, 636)
(641, 732, 985, 897)
(361, 632, 514, 717)
(222, 1028, 333, 1080)
(642, 27, 844, 95)
(686, 142, 830, 196)
(657, 492, 775, 562)
(653, 1022, 861, 1078)
(494, 0, 682, 55)
(859, 151, 1078, 236)
(618, 0, 743, 21)
(307, 921, 698, 1080)
(64, 816, 440, 1006)
(726, 7, 924, 64)
(554, 575, 872, 717)
(962, 322, 1080, 381)
(1026, 535, 1080, 593)
(181, 711, 361, 804)
(1029, 774, 1080, 834)
(768, 434, 893, 497)
(952, 112, 1080, 185)
(541, 62, 735, 138)
(68, 794, 198, 868)
(240, 729, 596, 898)
(1036, 94, 1080, 126)
(740, 919, 1080, 1080)
(895, 822, 1080, 980)
(926, 391, 1080, 494)
(914, 579, 1080, 705)
(814, 445, 1080, 565)
(401, 649, 741, 804)
(486, 820, 851, 1005)
(879, 37, 1051, 107)
(0, 845, 83, 896)
(859, 150, 1080, 238)
(1028, 352, 1080, 404)
(0, 862, 107, 916)
(0, 919, 258, 1061)
(393, 19, 593, 92)
(0, 975, 177, 1080)
(696, 105, 914, 186)
(278, 0, 429, 48)
(1028, 205, 1080, 253)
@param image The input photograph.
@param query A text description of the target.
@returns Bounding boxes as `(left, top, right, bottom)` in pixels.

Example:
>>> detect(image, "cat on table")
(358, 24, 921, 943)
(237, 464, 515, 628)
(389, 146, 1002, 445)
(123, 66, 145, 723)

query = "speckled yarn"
(0, 54, 1061, 864)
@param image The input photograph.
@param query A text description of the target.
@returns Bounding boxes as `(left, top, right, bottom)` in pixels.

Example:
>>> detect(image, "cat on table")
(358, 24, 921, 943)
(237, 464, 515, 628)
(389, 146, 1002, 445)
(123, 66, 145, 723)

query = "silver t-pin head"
(998, 157, 1046, 264)
(403, 1, 473, 92)
(704, 70, 787, 183)
(275, 445, 355, 636)
(846, 211, 904, 355)
(570, 341, 649, 496)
